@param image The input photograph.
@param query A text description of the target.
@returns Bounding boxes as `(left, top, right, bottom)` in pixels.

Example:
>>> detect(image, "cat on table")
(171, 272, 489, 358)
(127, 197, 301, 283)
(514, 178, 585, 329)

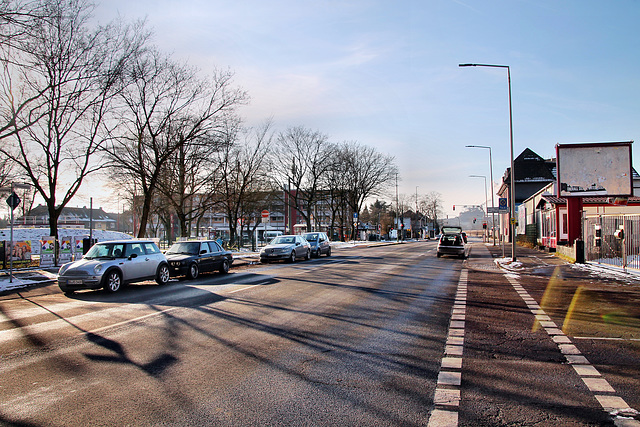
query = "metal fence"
(584, 214, 640, 270)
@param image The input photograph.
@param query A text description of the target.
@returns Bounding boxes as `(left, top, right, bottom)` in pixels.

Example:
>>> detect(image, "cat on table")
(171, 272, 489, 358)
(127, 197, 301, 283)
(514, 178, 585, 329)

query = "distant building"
(17, 205, 117, 231)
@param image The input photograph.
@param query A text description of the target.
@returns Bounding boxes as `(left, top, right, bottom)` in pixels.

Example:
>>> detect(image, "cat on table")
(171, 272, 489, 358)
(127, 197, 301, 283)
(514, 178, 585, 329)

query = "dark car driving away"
(165, 240, 233, 279)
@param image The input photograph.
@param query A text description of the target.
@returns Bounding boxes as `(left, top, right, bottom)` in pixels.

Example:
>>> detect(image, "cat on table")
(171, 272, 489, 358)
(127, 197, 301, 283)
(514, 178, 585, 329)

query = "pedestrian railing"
(584, 214, 640, 270)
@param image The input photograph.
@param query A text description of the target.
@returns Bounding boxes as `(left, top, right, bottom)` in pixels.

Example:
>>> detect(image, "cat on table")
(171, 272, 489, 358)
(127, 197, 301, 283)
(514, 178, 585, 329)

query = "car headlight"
(93, 264, 103, 275)
(58, 263, 70, 275)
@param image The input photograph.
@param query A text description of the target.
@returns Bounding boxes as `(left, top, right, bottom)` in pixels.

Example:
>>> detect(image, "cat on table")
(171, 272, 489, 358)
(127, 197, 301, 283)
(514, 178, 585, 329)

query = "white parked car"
(57, 240, 170, 294)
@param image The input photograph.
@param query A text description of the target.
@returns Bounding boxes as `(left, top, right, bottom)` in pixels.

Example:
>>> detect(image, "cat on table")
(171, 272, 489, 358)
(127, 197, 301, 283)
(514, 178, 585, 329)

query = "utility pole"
(395, 174, 399, 243)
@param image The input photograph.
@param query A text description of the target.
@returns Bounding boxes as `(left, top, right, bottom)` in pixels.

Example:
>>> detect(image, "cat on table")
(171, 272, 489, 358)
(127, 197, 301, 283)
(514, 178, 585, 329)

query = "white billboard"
(556, 142, 633, 197)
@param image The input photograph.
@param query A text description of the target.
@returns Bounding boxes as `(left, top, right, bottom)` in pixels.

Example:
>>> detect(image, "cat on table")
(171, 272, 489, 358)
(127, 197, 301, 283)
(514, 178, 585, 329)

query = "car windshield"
(84, 243, 123, 259)
(166, 242, 200, 255)
(302, 233, 318, 241)
(271, 236, 295, 245)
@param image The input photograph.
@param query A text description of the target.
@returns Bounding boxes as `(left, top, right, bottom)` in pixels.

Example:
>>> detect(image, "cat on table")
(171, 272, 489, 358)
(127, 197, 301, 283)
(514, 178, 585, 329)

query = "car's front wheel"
(326, 247, 331, 257)
(156, 264, 170, 285)
(305, 249, 310, 260)
(187, 263, 199, 280)
(103, 270, 122, 292)
(288, 251, 296, 263)
(219, 259, 230, 274)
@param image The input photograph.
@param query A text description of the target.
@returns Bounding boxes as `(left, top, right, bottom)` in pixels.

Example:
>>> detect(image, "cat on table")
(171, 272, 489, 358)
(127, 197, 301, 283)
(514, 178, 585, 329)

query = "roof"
(537, 195, 640, 208)
(499, 148, 557, 202)
(24, 205, 115, 222)
(512, 148, 556, 182)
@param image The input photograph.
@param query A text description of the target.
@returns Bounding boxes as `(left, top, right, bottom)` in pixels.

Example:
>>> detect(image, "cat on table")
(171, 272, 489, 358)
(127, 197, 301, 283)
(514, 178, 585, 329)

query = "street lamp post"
(415, 185, 419, 239)
(460, 63, 516, 261)
(466, 145, 497, 246)
(469, 175, 488, 242)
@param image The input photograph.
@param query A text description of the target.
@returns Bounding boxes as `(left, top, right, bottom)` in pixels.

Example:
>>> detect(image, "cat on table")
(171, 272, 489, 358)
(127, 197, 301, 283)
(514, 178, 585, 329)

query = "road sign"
(261, 210, 269, 219)
(498, 198, 508, 212)
(6, 192, 20, 210)
(487, 207, 500, 214)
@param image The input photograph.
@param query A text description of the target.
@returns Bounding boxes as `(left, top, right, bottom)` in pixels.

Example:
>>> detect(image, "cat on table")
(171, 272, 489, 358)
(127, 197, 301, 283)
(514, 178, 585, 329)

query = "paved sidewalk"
(463, 241, 640, 425)
(0, 268, 58, 297)
(467, 241, 640, 341)
(485, 242, 640, 285)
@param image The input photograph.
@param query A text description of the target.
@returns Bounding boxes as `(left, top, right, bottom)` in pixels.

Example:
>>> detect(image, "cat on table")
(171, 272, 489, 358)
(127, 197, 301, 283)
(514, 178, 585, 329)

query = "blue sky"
(88, 0, 640, 217)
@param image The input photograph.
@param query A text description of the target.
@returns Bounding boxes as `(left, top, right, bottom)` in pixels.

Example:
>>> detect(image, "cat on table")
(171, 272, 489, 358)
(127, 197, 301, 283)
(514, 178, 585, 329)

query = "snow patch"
(0, 227, 132, 243)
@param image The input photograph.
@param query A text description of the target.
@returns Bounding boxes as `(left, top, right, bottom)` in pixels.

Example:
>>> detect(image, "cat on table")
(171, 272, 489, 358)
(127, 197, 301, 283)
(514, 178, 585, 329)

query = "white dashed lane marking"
(428, 269, 467, 427)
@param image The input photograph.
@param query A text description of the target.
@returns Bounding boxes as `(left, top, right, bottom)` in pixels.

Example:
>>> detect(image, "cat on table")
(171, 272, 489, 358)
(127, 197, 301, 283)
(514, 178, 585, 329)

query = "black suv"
(165, 240, 233, 279)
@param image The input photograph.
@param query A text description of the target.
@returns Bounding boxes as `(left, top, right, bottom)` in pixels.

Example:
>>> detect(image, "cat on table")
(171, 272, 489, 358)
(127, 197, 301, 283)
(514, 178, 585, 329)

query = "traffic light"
(594, 224, 602, 247)
(453, 205, 455, 211)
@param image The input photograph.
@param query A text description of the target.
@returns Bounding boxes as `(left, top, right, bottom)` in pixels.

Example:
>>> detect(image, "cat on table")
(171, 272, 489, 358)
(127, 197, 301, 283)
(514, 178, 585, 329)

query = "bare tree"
(104, 46, 248, 237)
(156, 119, 230, 240)
(333, 141, 397, 239)
(0, 0, 147, 240)
(216, 119, 274, 247)
(0, 0, 46, 139)
(270, 126, 332, 232)
(322, 152, 349, 240)
(420, 191, 443, 234)
(0, 0, 41, 41)
(0, 152, 15, 189)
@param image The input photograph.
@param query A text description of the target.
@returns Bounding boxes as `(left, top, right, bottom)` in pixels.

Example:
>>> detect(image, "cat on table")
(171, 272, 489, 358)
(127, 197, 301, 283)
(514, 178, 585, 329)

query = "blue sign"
(498, 198, 509, 212)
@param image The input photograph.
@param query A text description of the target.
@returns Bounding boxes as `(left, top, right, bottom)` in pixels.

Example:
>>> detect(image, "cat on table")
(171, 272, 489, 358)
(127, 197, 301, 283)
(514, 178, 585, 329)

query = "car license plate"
(69, 279, 83, 285)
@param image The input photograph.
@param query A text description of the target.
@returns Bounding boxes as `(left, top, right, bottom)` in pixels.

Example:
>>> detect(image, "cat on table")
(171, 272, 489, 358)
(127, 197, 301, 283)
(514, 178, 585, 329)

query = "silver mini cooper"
(57, 240, 170, 294)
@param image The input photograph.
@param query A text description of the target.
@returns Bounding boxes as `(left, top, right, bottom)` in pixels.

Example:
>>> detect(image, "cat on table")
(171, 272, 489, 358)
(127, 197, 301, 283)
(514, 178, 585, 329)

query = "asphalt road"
(0, 240, 638, 426)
